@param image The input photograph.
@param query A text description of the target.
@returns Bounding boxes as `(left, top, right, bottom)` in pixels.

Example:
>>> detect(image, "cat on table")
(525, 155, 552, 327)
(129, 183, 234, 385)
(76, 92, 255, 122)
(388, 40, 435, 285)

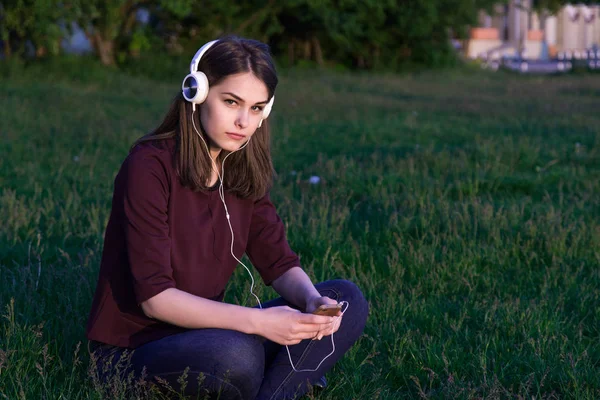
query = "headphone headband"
(189, 40, 219, 74)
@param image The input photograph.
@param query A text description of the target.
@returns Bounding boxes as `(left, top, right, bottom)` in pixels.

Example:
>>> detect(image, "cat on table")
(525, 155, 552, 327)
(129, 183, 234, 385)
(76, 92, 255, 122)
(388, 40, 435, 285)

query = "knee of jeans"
(215, 334, 264, 398)
(332, 279, 369, 323)
(331, 280, 367, 305)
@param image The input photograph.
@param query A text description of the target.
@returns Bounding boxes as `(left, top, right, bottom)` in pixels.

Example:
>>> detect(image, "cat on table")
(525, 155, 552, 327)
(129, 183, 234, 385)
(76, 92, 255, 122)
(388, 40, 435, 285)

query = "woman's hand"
(305, 296, 343, 341)
(255, 306, 335, 346)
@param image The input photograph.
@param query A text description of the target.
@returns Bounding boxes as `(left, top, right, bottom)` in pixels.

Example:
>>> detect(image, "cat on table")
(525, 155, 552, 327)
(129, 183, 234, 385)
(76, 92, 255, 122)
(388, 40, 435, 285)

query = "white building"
(467, 1, 600, 60)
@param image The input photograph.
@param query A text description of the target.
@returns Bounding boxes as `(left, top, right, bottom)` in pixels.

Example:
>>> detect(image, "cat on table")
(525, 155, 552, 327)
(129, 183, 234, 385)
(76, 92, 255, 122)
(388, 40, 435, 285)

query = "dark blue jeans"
(90, 279, 369, 400)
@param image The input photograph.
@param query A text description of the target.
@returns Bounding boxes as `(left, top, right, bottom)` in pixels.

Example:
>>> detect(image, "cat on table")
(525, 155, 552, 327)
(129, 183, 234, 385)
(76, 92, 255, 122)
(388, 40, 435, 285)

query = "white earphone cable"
(191, 110, 348, 372)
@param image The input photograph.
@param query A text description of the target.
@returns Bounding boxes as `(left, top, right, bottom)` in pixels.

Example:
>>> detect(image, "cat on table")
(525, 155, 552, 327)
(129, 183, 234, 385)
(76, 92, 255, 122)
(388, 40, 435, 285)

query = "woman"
(86, 35, 369, 400)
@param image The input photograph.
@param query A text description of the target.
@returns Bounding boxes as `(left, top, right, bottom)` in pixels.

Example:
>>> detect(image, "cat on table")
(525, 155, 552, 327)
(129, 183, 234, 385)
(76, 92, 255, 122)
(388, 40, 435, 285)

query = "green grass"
(0, 57, 599, 399)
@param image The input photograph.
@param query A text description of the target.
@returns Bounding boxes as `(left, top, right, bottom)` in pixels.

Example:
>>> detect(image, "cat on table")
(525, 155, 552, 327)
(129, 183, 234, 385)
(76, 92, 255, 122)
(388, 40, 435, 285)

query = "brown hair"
(133, 35, 278, 200)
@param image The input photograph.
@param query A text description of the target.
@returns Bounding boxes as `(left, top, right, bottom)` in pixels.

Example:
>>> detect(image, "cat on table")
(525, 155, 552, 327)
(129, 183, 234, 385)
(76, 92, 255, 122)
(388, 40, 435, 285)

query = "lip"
(226, 132, 246, 140)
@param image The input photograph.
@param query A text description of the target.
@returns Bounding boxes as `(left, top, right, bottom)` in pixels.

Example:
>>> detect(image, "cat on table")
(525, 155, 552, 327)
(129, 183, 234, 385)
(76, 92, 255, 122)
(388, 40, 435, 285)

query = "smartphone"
(312, 303, 342, 316)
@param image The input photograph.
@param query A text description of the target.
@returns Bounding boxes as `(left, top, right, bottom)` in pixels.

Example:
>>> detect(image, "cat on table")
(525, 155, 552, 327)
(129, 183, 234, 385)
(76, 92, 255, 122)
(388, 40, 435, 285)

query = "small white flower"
(309, 176, 321, 184)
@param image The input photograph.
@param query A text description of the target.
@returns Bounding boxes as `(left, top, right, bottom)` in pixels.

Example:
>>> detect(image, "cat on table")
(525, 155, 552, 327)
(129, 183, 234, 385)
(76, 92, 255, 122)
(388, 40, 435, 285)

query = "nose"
(235, 108, 249, 129)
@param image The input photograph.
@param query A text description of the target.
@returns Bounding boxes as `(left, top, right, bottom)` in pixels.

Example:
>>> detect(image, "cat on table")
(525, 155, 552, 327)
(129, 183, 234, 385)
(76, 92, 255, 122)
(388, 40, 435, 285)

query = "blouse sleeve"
(121, 150, 176, 304)
(245, 193, 300, 285)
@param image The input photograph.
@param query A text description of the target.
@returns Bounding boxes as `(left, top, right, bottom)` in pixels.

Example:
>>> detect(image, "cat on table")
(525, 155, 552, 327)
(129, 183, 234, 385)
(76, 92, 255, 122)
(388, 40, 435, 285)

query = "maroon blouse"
(86, 138, 299, 348)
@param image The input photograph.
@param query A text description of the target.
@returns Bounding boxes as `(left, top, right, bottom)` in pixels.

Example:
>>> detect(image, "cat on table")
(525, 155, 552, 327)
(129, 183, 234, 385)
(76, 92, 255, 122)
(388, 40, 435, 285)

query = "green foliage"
(58, 0, 195, 65)
(267, 0, 505, 69)
(1, 0, 512, 68)
(128, 27, 152, 54)
(0, 0, 64, 57)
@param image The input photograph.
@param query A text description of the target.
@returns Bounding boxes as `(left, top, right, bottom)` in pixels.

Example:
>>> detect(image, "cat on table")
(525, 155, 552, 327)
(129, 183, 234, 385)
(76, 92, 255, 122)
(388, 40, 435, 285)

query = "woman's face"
(200, 72, 270, 158)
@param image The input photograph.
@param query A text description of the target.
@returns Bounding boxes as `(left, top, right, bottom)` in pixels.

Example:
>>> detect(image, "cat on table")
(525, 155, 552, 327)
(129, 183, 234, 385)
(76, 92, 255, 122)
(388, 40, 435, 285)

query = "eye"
(224, 99, 237, 106)
(251, 105, 264, 112)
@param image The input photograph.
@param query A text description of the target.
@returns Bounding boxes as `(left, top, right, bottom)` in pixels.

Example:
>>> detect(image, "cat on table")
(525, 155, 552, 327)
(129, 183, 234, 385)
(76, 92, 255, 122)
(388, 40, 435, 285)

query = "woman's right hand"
(254, 306, 336, 345)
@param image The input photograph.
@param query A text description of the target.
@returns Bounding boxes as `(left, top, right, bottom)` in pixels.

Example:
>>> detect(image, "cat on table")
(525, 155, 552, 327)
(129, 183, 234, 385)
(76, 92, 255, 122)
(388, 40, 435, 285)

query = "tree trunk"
(288, 39, 295, 65)
(90, 31, 116, 66)
(4, 38, 11, 58)
(122, 10, 138, 37)
(373, 46, 380, 69)
(357, 55, 365, 68)
(399, 45, 412, 59)
(36, 45, 47, 58)
(303, 40, 310, 60)
(311, 36, 323, 66)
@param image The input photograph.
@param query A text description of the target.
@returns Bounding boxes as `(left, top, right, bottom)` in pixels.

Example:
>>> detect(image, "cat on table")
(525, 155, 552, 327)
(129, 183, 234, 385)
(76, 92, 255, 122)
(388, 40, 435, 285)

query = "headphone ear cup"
(182, 71, 209, 104)
(259, 95, 275, 128)
(263, 95, 274, 119)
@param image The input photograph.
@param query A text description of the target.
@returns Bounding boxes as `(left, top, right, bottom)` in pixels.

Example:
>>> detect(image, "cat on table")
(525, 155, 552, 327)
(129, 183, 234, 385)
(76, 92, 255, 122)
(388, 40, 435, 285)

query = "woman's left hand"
(305, 296, 343, 340)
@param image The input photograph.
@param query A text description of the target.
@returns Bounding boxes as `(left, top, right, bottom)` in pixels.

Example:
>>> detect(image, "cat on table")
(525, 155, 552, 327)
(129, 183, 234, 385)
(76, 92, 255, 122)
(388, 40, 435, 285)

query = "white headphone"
(182, 39, 275, 127)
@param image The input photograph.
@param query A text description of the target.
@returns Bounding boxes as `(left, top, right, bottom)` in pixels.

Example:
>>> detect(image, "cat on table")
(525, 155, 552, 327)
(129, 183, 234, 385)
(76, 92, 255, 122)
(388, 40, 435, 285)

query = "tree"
(1, 0, 541, 69)
(61, 0, 194, 66)
(0, 0, 64, 59)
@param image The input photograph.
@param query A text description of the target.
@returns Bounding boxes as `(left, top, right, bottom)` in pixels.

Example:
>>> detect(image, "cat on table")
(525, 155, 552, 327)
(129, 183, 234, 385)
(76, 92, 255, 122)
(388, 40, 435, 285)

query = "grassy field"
(0, 57, 599, 399)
